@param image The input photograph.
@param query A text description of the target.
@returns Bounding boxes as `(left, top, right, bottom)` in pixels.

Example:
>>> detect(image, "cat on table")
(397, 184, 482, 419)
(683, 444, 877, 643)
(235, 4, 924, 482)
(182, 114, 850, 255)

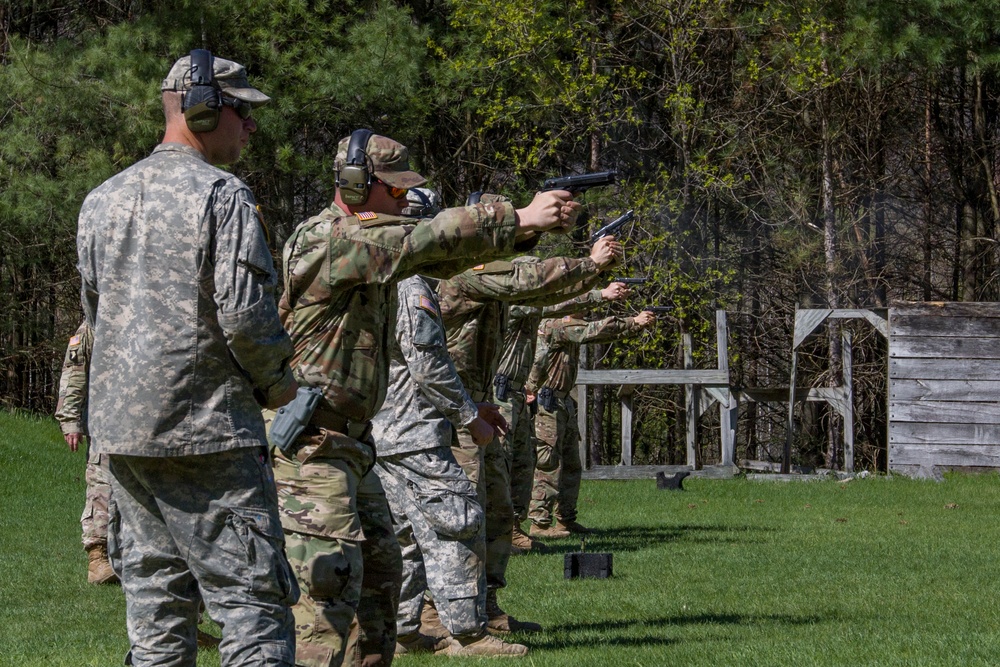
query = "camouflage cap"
(161, 54, 270, 106)
(336, 134, 427, 189)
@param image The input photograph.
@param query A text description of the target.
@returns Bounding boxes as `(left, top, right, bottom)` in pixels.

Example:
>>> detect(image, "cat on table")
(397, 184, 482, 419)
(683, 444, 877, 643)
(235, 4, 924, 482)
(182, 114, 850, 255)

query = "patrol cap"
(336, 134, 427, 189)
(161, 54, 271, 106)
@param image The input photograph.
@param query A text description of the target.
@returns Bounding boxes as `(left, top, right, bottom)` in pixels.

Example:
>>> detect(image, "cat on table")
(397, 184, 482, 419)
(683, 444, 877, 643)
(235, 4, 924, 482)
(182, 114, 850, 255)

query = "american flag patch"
(356, 211, 378, 221)
(417, 295, 439, 316)
(69, 335, 81, 346)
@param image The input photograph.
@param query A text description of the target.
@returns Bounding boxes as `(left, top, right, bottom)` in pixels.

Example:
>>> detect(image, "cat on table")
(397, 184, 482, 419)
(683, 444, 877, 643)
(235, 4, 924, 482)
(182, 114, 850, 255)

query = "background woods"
(4, 0, 1000, 470)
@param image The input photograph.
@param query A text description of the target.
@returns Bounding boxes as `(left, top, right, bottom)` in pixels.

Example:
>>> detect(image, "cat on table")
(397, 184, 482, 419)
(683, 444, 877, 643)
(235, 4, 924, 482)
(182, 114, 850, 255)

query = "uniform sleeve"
(54, 322, 92, 435)
(395, 281, 479, 428)
(213, 187, 295, 404)
(558, 315, 639, 345)
(457, 256, 601, 305)
(541, 289, 603, 317)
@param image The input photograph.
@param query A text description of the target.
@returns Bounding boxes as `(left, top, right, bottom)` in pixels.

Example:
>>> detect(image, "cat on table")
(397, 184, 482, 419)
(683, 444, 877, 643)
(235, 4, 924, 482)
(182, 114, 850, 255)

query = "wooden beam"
(793, 309, 833, 349)
(890, 443, 1000, 468)
(842, 330, 854, 473)
(577, 369, 729, 385)
(684, 333, 697, 468)
(621, 393, 633, 466)
(717, 309, 736, 467)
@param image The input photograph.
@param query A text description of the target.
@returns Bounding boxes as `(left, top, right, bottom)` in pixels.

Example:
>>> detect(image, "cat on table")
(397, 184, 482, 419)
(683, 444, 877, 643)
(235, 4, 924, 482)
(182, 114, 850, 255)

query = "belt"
(310, 406, 373, 442)
(469, 390, 488, 403)
(508, 379, 524, 391)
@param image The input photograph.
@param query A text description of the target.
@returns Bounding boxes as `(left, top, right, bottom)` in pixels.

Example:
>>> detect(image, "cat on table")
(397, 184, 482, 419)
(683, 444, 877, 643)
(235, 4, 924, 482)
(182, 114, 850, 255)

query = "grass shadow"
(532, 523, 776, 555)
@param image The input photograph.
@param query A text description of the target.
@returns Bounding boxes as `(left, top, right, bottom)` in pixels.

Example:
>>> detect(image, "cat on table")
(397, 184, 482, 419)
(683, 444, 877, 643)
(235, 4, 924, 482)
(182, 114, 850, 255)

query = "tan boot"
(395, 631, 450, 655)
(529, 522, 569, 539)
(557, 518, 593, 534)
(86, 544, 119, 585)
(419, 597, 452, 640)
(486, 589, 542, 634)
(440, 632, 528, 657)
(511, 524, 546, 555)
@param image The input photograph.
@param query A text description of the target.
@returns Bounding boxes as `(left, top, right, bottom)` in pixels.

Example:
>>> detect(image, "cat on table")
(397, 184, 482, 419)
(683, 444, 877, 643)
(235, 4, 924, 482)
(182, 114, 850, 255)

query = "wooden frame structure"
(576, 310, 736, 474)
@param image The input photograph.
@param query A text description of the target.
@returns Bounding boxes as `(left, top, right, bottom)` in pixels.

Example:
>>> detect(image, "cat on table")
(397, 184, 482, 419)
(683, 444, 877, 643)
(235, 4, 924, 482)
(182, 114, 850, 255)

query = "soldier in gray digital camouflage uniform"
(54, 320, 118, 585)
(372, 272, 527, 657)
(76, 53, 300, 667)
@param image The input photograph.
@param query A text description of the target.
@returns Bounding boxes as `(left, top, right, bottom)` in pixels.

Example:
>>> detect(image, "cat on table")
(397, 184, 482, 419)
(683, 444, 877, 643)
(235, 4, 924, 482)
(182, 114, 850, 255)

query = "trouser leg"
(378, 447, 485, 638)
(347, 470, 402, 666)
(555, 399, 582, 523)
(503, 395, 534, 523)
(82, 445, 112, 550)
(273, 429, 374, 667)
(110, 449, 298, 667)
(528, 406, 560, 527)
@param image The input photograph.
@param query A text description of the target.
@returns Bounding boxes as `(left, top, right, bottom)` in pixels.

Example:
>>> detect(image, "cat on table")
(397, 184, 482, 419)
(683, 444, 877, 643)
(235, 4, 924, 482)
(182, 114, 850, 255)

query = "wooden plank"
(890, 302, 1000, 319)
(890, 313, 1000, 338)
(842, 331, 854, 473)
(741, 387, 843, 403)
(890, 400, 1000, 425)
(793, 309, 832, 349)
(889, 443, 1000, 467)
(576, 369, 729, 385)
(581, 464, 738, 480)
(889, 422, 1000, 446)
(890, 336, 1000, 360)
(684, 333, 697, 468)
(889, 379, 1000, 402)
(890, 357, 1000, 380)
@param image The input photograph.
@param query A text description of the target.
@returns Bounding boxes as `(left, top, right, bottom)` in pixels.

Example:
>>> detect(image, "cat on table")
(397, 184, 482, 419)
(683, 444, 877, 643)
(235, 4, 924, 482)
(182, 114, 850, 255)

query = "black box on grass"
(564, 552, 613, 579)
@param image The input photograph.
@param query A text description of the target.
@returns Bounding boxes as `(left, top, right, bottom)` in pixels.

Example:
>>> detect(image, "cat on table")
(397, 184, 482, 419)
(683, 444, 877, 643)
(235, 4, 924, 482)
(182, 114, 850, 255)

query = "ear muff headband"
(183, 49, 222, 133)
(338, 128, 375, 206)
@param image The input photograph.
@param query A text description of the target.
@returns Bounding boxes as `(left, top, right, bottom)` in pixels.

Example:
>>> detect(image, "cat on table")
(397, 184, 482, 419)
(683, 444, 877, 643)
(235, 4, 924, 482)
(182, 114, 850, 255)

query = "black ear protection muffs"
(183, 49, 222, 133)
(337, 129, 375, 205)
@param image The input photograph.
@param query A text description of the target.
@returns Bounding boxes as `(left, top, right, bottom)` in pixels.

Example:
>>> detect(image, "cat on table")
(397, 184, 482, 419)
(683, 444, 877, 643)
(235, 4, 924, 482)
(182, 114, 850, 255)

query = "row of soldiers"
(62, 49, 656, 667)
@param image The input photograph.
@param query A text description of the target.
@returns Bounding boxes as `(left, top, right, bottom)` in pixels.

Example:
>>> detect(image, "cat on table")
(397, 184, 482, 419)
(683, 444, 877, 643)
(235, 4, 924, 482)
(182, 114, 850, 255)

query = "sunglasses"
(377, 179, 408, 199)
(221, 96, 253, 120)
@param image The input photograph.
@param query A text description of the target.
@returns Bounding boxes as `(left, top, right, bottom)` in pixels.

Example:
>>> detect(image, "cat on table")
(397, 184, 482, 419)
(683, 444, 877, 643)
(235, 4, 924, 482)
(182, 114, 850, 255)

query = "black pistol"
(590, 209, 635, 243)
(542, 170, 617, 194)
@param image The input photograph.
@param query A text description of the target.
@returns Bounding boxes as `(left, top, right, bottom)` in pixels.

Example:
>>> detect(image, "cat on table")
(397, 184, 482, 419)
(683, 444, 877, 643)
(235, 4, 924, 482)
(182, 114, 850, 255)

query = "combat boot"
(440, 632, 528, 657)
(395, 631, 450, 656)
(420, 597, 452, 640)
(556, 518, 593, 534)
(511, 524, 546, 554)
(86, 544, 119, 585)
(486, 589, 542, 634)
(529, 522, 569, 539)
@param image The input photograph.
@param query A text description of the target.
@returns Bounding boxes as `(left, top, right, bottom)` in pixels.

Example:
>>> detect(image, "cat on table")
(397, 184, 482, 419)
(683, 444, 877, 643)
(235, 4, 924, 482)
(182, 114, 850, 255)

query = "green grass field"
(4, 408, 1000, 666)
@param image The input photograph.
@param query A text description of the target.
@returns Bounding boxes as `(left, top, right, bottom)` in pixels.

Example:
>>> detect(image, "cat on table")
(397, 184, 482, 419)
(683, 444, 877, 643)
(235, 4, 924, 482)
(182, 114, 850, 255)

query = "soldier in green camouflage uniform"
(54, 321, 118, 585)
(273, 134, 581, 666)
(436, 235, 621, 632)
(527, 311, 657, 537)
(496, 280, 631, 552)
(77, 54, 300, 666)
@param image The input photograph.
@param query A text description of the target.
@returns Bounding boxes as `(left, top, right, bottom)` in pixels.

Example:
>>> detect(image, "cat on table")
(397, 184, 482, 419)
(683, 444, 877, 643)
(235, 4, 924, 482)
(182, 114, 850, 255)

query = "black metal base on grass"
(564, 552, 613, 579)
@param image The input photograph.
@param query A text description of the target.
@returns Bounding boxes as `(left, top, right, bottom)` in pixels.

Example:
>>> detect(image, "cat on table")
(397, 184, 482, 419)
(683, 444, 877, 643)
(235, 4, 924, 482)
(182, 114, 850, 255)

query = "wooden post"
(717, 310, 736, 467)
(842, 330, 854, 473)
(684, 333, 697, 467)
(784, 348, 798, 474)
(621, 392, 634, 465)
(578, 346, 588, 470)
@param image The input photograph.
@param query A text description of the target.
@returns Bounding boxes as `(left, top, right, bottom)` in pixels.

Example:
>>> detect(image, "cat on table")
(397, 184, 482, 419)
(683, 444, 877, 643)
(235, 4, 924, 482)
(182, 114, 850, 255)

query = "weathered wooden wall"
(889, 302, 1000, 476)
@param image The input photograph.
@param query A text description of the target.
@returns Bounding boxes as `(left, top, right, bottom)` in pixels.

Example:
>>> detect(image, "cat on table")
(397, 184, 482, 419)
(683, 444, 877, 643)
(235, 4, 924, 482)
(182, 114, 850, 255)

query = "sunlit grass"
(4, 409, 1000, 666)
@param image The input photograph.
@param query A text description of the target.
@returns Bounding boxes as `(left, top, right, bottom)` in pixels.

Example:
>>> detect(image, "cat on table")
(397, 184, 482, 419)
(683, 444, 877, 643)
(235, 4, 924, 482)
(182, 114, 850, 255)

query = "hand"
(635, 311, 656, 328)
(515, 190, 583, 239)
(64, 432, 84, 453)
(477, 402, 508, 436)
(601, 282, 631, 302)
(525, 391, 536, 404)
(266, 379, 300, 410)
(468, 417, 496, 447)
(590, 236, 623, 269)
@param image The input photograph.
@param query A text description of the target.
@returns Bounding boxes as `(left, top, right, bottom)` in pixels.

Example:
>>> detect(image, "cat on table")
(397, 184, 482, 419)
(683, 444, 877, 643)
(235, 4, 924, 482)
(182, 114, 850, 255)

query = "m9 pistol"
(542, 170, 617, 194)
(590, 209, 635, 243)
